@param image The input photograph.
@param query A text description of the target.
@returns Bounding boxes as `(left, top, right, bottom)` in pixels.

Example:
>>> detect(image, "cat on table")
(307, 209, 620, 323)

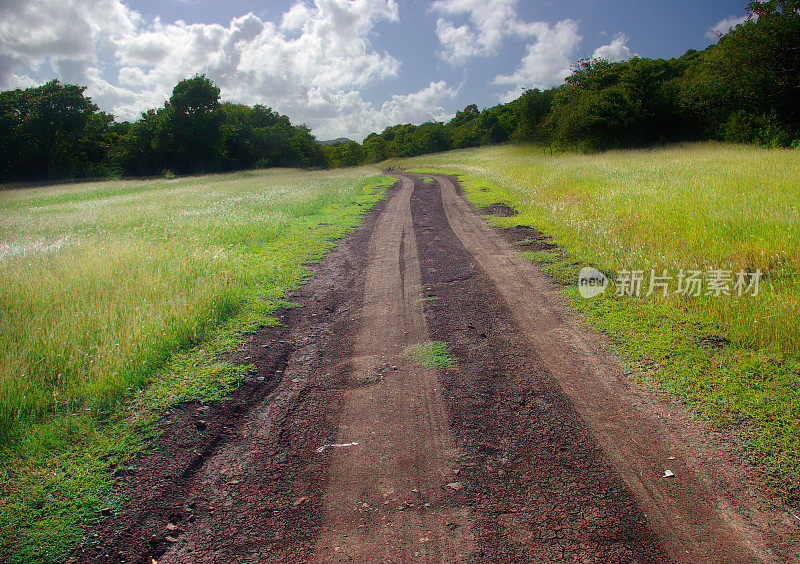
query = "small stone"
(166, 523, 177, 531)
(445, 482, 463, 491)
(165, 536, 178, 543)
(100, 507, 112, 516)
(195, 419, 207, 431)
(663, 469, 675, 478)
(293, 496, 309, 506)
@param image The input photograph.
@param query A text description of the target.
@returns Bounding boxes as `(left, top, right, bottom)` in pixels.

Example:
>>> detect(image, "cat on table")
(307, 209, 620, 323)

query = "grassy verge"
(0, 168, 394, 562)
(391, 142, 800, 503)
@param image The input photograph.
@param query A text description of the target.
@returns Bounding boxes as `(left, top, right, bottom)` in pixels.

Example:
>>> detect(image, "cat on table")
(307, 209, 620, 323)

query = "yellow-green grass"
(392, 142, 800, 502)
(0, 167, 393, 562)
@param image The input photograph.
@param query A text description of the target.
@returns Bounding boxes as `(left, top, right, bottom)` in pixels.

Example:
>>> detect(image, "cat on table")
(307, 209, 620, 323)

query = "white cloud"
(431, 0, 587, 103)
(379, 80, 458, 125)
(432, 0, 519, 63)
(493, 19, 581, 103)
(432, 0, 549, 64)
(707, 14, 750, 39)
(592, 33, 637, 62)
(0, 0, 456, 141)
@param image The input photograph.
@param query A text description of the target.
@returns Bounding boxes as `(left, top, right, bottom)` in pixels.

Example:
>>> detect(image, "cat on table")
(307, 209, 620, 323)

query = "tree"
(0, 80, 114, 182)
(163, 75, 224, 173)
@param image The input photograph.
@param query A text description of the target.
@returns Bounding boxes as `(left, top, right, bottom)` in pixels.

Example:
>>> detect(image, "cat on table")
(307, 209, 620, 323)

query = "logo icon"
(578, 267, 608, 299)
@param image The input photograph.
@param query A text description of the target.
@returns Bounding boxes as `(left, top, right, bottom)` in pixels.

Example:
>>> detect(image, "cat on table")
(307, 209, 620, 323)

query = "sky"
(0, 0, 751, 141)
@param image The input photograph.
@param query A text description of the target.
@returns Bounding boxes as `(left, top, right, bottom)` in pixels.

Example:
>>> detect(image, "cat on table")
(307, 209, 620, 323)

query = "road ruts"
(311, 175, 474, 562)
(414, 172, 775, 563)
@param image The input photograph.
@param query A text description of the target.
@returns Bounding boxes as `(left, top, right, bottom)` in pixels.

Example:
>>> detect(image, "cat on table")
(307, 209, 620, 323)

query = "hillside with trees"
(1, 0, 797, 183)
(324, 0, 799, 165)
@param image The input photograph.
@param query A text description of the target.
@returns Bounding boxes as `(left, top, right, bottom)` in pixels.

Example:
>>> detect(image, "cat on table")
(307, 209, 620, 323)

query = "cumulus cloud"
(592, 33, 637, 62)
(707, 14, 750, 39)
(432, 0, 553, 64)
(431, 0, 587, 103)
(432, 0, 520, 63)
(0, 0, 457, 140)
(493, 19, 581, 103)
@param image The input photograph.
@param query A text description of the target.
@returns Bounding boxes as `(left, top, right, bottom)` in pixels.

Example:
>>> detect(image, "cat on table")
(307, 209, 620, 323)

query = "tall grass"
(394, 142, 800, 500)
(0, 169, 385, 443)
(396, 143, 800, 359)
(1, 167, 391, 561)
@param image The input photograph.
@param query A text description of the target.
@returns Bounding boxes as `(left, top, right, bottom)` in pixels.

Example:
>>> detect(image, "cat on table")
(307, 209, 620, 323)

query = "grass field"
(0, 167, 392, 562)
(393, 142, 800, 502)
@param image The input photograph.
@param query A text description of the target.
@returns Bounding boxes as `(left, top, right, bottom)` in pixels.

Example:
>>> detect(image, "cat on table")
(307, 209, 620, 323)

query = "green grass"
(391, 142, 800, 502)
(0, 167, 394, 562)
(408, 341, 457, 369)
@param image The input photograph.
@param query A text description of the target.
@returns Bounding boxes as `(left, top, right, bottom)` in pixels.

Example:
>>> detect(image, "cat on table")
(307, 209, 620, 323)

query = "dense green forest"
(325, 0, 800, 165)
(1, 0, 797, 183)
(0, 75, 324, 183)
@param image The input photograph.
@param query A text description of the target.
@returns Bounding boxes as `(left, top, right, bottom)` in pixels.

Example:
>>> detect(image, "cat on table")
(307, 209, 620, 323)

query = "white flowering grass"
(0, 168, 386, 440)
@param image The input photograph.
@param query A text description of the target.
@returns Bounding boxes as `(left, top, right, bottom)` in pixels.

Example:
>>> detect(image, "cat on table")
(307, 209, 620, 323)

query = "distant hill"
(318, 137, 353, 146)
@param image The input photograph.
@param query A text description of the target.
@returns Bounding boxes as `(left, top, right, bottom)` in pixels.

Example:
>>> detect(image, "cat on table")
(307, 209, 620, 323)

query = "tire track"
(419, 172, 776, 563)
(312, 175, 473, 562)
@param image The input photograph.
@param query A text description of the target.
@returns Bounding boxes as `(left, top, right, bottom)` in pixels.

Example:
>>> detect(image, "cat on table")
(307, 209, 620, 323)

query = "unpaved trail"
(70, 175, 797, 563)
(312, 175, 473, 561)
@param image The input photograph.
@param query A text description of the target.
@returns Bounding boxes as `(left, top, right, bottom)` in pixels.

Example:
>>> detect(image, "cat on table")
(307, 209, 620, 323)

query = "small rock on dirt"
(444, 482, 463, 491)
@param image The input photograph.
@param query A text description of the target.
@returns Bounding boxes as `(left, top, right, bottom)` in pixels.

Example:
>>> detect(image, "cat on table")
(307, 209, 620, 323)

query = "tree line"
(1, 0, 797, 183)
(0, 75, 324, 183)
(325, 0, 799, 166)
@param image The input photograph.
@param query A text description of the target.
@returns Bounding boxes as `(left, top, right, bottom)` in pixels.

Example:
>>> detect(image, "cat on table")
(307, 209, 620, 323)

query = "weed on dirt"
(408, 341, 458, 369)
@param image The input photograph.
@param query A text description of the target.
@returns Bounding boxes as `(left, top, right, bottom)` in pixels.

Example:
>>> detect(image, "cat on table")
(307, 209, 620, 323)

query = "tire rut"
(311, 175, 473, 563)
(408, 173, 667, 563)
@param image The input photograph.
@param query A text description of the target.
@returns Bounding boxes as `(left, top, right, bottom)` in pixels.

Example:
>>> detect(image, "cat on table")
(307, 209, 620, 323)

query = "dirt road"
(72, 175, 797, 563)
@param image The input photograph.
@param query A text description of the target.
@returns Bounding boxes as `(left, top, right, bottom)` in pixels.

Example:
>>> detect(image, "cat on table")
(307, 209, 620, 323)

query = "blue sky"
(0, 0, 749, 140)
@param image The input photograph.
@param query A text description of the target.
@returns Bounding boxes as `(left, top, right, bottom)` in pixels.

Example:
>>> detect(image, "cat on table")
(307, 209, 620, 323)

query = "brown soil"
(480, 203, 518, 217)
(68, 174, 798, 563)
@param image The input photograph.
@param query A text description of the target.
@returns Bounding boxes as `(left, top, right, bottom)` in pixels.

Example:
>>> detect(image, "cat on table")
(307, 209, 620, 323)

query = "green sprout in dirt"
(408, 341, 457, 369)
